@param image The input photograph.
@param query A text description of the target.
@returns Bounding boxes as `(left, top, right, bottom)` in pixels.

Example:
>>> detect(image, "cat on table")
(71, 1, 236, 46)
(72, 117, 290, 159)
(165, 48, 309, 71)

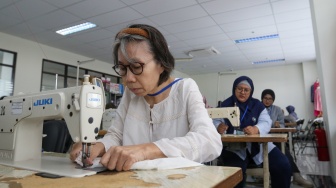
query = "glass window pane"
(43, 61, 65, 75)
(1, 52, 14, 66)
(41, 74, 64, 91)
(67, 77, 81, 87)
(87, 71, 102, 78)
(68, 66, 85, 78)
(0, 66, 13, 96)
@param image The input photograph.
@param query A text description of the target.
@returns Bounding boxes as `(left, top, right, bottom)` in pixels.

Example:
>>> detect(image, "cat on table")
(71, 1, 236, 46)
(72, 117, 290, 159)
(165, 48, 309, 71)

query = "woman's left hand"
(100, 143, 165, 171)
(243, 126, 259, 135)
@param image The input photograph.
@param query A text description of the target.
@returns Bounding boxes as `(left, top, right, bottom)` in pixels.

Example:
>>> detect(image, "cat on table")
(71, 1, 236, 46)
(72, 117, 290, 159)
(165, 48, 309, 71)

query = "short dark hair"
(113, 24, 174, 86)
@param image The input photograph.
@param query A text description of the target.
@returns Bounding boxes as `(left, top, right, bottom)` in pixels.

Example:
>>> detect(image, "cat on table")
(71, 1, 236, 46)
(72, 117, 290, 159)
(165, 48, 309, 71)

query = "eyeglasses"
(263, 97, 273, 101)
(112, 62, 145, 76)
(236, 87, 251, 93)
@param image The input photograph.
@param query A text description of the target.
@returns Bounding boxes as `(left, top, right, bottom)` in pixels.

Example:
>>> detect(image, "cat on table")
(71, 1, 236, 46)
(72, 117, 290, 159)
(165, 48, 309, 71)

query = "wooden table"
(285, 122, 298, 127)
(0, 164, 242, 188)
(221, 134, 287, 188)
(270, 127, 297, 156)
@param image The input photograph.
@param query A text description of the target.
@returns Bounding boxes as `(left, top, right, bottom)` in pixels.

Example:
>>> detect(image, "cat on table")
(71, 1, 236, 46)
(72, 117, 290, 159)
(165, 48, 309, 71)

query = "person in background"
(262, 89, 313, 188)
(261, 89, 284, 128)
(214, 76, 291, 188)
(285, 105, 299, 122)
(70, 24, 222, 171)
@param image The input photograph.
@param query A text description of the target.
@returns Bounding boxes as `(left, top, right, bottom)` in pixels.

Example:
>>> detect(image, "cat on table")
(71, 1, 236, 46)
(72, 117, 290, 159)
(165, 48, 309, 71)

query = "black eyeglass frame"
(112, 62, 145, 76)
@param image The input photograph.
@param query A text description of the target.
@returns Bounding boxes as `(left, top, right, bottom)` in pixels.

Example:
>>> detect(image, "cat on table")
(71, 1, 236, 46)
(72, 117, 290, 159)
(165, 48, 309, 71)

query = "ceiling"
(0, 0, 316, 75)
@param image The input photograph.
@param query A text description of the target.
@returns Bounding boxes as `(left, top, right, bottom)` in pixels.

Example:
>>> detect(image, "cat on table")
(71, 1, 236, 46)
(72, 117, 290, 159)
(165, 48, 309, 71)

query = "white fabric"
(98, 78, 222, 163)
(130, 157, 203, 170)
(75, 153, 202, 170)
(75, 151, 104, 168)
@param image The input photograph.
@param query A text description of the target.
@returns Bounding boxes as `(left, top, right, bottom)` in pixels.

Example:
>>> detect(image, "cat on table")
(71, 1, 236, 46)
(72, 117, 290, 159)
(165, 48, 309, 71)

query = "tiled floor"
(245, 140, 335, 188)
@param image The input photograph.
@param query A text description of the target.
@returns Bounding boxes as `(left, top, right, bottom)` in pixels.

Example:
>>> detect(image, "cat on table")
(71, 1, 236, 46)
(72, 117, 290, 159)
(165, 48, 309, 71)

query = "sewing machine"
(0, 75, 105, 177)
(207, 107, 240, 127)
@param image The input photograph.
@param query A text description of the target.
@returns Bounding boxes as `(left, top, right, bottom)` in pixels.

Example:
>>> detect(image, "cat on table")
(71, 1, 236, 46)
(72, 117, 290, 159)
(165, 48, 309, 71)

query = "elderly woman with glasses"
(213, 76, 291, 188)
(70, 24, 222, 171)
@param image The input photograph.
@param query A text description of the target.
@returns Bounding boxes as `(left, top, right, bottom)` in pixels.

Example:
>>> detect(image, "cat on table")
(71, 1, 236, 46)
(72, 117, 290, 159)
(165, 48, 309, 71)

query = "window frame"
(0, 48, 17, 97)
(41, 59, 121, 91)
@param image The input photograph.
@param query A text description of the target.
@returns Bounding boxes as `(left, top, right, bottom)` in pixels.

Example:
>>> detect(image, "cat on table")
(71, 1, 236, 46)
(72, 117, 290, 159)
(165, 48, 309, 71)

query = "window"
(0, 49, 16, 97)
(41, 59, 120, 91)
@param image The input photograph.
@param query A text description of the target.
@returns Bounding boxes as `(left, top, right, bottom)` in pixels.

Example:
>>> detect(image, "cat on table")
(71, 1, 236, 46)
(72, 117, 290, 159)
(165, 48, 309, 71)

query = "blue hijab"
(286, 105, 298, 120)
(221, 76, 265, 134)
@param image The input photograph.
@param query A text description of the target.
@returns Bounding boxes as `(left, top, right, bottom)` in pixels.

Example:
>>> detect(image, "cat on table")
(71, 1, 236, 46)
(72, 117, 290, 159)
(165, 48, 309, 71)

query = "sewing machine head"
(207, 107, 240, 127)
(0, 75, 105, 162)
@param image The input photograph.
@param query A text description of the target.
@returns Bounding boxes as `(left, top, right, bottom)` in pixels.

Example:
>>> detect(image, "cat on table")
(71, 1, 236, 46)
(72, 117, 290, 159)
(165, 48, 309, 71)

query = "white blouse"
(98, 78, 222, 163)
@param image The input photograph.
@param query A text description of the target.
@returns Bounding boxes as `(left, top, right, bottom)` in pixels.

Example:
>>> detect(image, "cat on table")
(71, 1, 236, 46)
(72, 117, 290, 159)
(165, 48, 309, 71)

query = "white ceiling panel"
(131, 0, 197, 17)
(162, 17, 217, 34)
(14, 0, 57, 20)
(174, 26, 223, 41)
(64, 0, 127, 19)
(28, 10, 81, 30)
(42, 0, 83, 8)
(277, 19, 313, 32)
(272, 0, 311, 13)
(219, 15, 275, 33)
(69, 29, 113, 43)
(211, 4, 273, 25)
(184, 34, 229, 46)
(0, 0, 317, 75)
(201, 0, 268, 15)
(88, 7, 144, 28)
(274, 8, 312, 24)
(226, 25, 278, 39)
(148, 5, 208, 26)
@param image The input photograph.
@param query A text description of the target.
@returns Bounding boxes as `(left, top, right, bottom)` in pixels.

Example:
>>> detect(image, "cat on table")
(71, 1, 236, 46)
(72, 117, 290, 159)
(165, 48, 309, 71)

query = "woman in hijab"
(286, 105, 298, 120)
(214, 76, 291, 188)
(262, 89, 313, 187)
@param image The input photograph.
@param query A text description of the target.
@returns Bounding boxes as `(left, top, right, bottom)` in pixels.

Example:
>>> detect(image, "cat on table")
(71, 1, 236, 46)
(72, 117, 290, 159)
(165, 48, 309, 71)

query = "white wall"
(0, 32, 116, 95)
(172, 70, 190, 79)
(311, 0, 336, 180)
(0, 32, 189, 95)
(192, 63, 318, 120)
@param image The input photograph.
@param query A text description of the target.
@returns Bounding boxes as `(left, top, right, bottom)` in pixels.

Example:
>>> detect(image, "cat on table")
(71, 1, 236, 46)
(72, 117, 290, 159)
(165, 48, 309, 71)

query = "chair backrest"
(295, 118, 305, 131)
(42, 120, 73, 153)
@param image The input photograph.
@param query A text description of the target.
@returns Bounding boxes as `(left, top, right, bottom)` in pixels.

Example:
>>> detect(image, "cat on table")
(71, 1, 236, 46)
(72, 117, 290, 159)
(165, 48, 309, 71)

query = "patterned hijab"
(221, 76, 265, 133)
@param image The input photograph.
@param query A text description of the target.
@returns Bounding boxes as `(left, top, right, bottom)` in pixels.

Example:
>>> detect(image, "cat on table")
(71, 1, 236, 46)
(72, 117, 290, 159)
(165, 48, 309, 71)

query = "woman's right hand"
(69, 142, 105, 166)
(217, 123, 229, 134)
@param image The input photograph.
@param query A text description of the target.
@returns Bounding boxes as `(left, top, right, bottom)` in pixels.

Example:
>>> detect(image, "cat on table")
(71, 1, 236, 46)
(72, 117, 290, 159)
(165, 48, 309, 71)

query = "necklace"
(147, 78, 182, 96)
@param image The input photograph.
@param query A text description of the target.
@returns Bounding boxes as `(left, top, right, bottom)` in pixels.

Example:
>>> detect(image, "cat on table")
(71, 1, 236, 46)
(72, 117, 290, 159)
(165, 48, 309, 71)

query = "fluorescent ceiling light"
(56, 22, 96, 36)
(175, 58, 193, 62)
(234, 34, 279, 44)
(252, 58, 285, 65)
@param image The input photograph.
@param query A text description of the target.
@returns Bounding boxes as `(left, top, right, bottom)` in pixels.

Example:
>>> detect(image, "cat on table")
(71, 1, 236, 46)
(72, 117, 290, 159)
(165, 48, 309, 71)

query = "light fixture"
(252, 58, 285, 65)
(56, 22, 97, 36)
(234, 34, 279, 44)
(175, 58, 193, 62)
(186, 47, 220, 57)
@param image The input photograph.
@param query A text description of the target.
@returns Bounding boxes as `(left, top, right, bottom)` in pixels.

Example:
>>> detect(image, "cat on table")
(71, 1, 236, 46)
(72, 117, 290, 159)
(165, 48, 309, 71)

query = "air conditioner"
(186, 47, 220, 57)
